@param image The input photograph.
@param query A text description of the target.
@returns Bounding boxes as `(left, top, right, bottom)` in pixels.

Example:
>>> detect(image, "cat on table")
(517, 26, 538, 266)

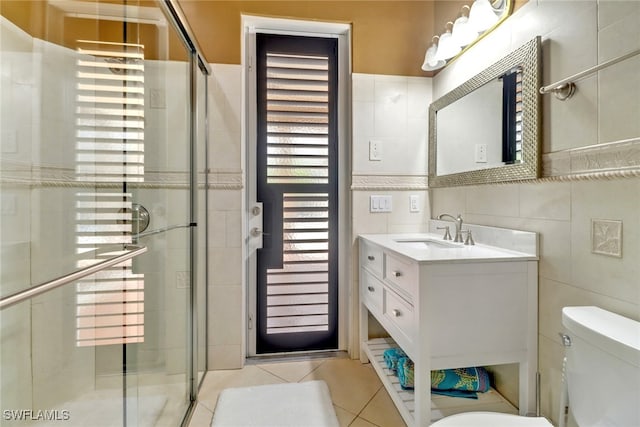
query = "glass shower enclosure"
(0, 1, 209, 425)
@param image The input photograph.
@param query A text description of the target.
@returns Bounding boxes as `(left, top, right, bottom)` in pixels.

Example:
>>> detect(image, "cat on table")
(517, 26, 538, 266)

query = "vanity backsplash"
(428, 219, 538, 257)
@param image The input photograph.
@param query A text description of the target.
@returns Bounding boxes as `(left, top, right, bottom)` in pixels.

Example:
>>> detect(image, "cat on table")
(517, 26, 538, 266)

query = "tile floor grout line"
(347, 385, 386, 427)
(296, 359, 326, 383)
(254, 364, 293, 383)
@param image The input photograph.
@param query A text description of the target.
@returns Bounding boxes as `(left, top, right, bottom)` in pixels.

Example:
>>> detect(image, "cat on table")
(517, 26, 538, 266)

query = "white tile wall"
(1, 17, 198, 415)
(209, 65, 242, 173)
(352, 74, 431, 176)
(207, 64, 244, 369)
(432, 1, 640, 422)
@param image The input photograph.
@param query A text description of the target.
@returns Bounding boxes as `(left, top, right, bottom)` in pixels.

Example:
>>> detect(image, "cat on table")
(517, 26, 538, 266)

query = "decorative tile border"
(351, 175, 428, 191)
(208, 170, 243, 190)
(1, 162, 244, 190)
(541, 137, 640, 181)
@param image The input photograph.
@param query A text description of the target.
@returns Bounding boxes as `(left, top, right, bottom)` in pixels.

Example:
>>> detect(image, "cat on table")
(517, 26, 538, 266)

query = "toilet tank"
(562, 306, 640, 427)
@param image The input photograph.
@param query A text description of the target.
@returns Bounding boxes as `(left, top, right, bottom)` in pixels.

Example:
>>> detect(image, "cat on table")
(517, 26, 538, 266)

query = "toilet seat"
(431, 412, 553, 427)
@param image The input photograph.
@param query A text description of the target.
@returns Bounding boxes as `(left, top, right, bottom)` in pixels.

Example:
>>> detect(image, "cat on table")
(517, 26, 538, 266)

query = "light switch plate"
(370, 195, 392, 212)
(369, 140, 382, 161)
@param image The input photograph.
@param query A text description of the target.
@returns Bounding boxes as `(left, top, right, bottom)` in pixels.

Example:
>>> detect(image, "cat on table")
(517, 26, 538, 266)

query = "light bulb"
(421, 42, 445, 71)
(452, 15, 478, 47)
(435, 28, 461, 61)
(468, 0, 499, 32)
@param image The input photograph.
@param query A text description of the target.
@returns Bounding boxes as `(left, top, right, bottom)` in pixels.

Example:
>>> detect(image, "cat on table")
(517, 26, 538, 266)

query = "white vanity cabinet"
(358, 229, 538, 426)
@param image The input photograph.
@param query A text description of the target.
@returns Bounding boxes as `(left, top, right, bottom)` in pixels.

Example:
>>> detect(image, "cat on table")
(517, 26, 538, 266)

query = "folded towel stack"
(397, 357, 414, 390)
(383, 348, 414, 390)
(382, 347, 490, 398)
(430, 367, 490, 399)
(382, 347, 406, 373)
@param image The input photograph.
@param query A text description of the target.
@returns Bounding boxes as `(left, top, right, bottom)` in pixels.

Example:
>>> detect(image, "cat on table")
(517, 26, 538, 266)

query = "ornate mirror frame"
(428, 36, 541, 187)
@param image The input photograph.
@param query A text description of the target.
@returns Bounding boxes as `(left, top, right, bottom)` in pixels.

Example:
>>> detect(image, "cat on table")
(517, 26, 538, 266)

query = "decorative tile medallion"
(591, 219, 622, 258)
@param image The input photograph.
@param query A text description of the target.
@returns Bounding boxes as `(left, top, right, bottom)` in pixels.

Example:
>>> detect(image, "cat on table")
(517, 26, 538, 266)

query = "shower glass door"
(0, 1, 206, 425)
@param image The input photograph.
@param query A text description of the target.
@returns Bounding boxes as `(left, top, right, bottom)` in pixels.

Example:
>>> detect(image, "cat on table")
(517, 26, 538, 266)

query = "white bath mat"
(211, 380, 339, 427)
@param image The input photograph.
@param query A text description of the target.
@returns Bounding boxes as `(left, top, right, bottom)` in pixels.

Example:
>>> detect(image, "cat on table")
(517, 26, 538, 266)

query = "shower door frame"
(159, 0, 212, 410)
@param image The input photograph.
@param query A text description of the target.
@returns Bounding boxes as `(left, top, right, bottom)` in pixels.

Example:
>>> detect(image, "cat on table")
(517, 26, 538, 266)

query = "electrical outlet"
(1, 130, 17, 153)
(176, 271, 190, 288)
(369, 140, 382, 161)
(475, 143, 487, 163)
(410, 195, 419, 212)
(150, 89, 166, 109)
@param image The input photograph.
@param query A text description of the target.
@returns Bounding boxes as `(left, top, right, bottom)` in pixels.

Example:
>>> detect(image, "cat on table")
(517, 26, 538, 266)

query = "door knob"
(250, 227, 270, 238)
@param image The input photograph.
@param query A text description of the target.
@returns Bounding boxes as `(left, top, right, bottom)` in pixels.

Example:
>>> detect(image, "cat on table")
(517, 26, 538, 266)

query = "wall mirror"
(428, 36, 541, 187)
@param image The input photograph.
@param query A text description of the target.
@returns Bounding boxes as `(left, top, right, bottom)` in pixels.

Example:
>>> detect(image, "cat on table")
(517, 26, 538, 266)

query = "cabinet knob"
(367, 255, 375, 261)
(392, 271, 402, 278)
(367, 286, 375, 292)
(392, 309, 401, 317)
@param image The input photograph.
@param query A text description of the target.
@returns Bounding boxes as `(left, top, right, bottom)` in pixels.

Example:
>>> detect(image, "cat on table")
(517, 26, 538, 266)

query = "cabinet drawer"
(360, 240, 383, 277)
(383, 287, 415, 342)
(360, 269, 383, 312)
(384, 252, 418, 299)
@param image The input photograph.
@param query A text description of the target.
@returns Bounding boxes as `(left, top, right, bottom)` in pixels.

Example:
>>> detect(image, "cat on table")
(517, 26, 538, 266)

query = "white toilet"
(432, 306, 640, 426)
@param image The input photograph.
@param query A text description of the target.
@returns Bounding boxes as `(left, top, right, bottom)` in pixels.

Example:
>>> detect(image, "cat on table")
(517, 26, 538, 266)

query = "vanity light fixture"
(421, 36, 446, 71)
(434, 22, 461, 61)
(421, 0, 512, 73)
(468, 0, 500, 32)
(451, 6, 478, 47)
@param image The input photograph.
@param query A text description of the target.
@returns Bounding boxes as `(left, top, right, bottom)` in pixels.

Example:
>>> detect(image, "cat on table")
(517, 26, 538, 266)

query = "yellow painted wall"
(177, 1, 435, 77)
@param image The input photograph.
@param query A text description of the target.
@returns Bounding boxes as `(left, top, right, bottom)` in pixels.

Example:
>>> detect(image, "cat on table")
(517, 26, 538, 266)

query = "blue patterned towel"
(382, 347, 406, 372)
(430, 367, 490, 399)
(397, 357, 414, 390)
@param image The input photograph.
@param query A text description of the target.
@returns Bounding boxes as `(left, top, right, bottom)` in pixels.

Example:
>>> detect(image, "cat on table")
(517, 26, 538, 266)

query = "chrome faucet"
(437, 213, 464, 243)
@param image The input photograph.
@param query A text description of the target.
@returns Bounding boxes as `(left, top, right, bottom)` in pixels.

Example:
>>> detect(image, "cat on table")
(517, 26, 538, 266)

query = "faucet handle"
(461, 229, 475, 246)
(437, 226, 452, 241)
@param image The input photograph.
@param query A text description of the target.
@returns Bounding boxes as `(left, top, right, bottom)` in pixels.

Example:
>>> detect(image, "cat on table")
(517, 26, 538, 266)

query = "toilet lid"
(431, 412, 553, 427)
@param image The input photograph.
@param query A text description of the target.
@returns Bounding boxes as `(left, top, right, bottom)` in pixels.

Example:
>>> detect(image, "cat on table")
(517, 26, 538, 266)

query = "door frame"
(242, 16, 352, 357)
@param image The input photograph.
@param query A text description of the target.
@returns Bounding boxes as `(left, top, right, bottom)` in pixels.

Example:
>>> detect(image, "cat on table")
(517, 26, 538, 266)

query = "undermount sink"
(393, 238, 461, 249)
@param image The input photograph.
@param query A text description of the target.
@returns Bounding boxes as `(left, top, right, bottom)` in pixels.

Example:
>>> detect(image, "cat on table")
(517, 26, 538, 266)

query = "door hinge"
(248, 314, 253, 330)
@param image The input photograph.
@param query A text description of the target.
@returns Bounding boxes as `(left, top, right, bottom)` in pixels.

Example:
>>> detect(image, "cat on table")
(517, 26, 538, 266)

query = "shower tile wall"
(1, 17, 97, 410)
(431, 1, 640, 423)
(1, 14, 194, 421)
(1, 19, 34, 412)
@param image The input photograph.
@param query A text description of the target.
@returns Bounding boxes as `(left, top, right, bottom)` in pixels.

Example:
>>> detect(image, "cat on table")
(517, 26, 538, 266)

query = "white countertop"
(359, 233, 539, 263)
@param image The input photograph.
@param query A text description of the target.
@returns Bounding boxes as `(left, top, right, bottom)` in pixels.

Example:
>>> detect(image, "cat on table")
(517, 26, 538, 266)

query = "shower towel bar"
(0, 245, 147, 310)
(540, 48, 640, 100)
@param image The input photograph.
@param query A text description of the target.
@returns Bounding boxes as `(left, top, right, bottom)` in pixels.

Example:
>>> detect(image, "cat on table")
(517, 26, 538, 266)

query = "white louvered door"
(255, 34, 338, 354)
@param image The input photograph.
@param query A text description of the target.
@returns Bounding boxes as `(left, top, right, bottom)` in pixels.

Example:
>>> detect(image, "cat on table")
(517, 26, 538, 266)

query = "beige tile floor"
(187, 356, 407, 427)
